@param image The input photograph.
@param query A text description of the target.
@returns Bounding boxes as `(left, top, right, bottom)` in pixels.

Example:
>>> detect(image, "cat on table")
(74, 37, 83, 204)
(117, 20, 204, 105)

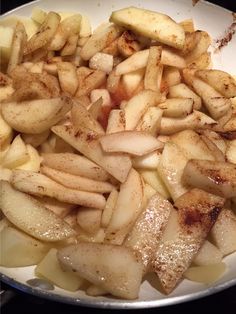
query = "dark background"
(1, 0, 236, 313)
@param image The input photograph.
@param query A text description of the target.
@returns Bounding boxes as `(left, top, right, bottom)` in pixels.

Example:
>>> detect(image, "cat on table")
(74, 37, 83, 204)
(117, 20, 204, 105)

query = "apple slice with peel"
(184, 263, 226, 284)
(125, 192, 173, 271)
(105, 168, 143, 245)
(58, 243, 144, 299)
(152, 188, 225, 294)
(157, 142, 189, 201)
(183, 159, 236, 198)
(110, 7, 185, 49)
(11, 170, 106, 209)
(0, 181, 75, 242)
(100, 131, 163, 156)
(52, 125, 132, 183)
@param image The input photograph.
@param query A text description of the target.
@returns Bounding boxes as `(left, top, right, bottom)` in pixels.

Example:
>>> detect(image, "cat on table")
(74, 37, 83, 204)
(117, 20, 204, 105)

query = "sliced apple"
(42, 153, 109, 182)
(110, 7, 185, 49)
(0, 181, 75, 242)
(158, 98, 193, 118)
(140, 169, 170, 199)
(11, 170, 106, 209)
(122, 68, 145, 96)
(0, 110, 13, 149)
(211, 208, 236, 256)
(41, 166, 114, 193)
(136, 107, 163, 136)
(196, 69, 236, 98)
(77, 207, 102, 234)
(168, 83, 202, 110)
(124, 90, 163, 130)
(101, 189, 118, 228)
(100, 131, 163, 156)
(184, 263, 226, 284)
(16, 144, 42, 172)
(1, 135, 29, 169)
(160, 110, 217, 135)
(132, 151, 161, 170)
(125, 193, 173, 271)
(157, 142, 189, 201)
(171, 130, 215, 161)
(152, 188, 225, 294)
(52, 125, 132, 183)
(226, 140, 236, 164)
(193, 240, 223, 266)
(106, 109, 126, 134)
(58, 243, 144, 299)
(105, 168, 143, 244)
(183, 159, 236, 198)
(0, 226, 49, 267)
(115, 49, 149, 75)
(35, 248, 84, 291)
(1, 96, 72, 134)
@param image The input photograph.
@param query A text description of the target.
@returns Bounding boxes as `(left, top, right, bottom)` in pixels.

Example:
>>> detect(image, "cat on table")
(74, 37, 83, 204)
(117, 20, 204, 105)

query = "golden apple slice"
(152, 188, 225, 294)
(0, 226, 49, 267)
(125, 193, 173, 270)
(77, 207, 102, 234)
(105, 168, 143, 244)
(132, 151, 161, 170)
(211, 208, 236, 256)
(0, 181, 75, 241)
(136, 107, 163, 136)
(157, 142, 189, 201)
(101, 189, 118, 228)
(106, 109, 125, 134)
(226, 140, 236, 164)
(110, 7, 185, 49)
(183, 159, 236, 198)
(16, 144, 42, 172)
(58, 243, 144, 299)
(100, 131, 163, 156)
(42, 153, 109, 182)
(140, 169, 170, 199)
(52, 125, 132, 183)
(11, 170, 106, 209)
(158, 98, 194, 118)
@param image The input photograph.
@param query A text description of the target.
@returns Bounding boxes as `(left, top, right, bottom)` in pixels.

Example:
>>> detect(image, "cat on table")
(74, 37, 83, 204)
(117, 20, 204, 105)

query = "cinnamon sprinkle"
(214, 12, 236, 52)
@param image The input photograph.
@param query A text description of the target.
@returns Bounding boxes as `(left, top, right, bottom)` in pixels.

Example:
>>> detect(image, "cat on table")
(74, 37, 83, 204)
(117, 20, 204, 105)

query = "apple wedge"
(136, 107, 163, 136)
(122, 68, 145, 96)
(0, 110, 13, 149)
(160, 110, 217, 135)
(0, 226, 49, 267)
(11, 170, 106, 209)
(106, 109, 126, 134)
(42, 153, 109, 182)
(158, 98, 194, 118)
(157, 142, 189, 201)
(184, 263, 226, 284)
(132, 151, 161, 170)
(58, 243, 144, 299)
(152, 188, 225, 294)
(171, 130, 215, 161)
(211, 208, 236, 256)
(35, 248, 84, 291)
(110, 7, 185, 49)
(124, 90, 163, 130)
(125, 192, 173, 271)
(168, 83, 202, 110)
(0, 181, 75, 241)
(1, 96, 72, 134)
(140, 169, 170, 199)
(183, 159, 236, 198)
(195, 69, 236, 98)
(16, 144, 42, 172)
(115, 49, 149, 75)
(100, 131, 163, 156)
(226, 140, 236, 164)
(71, 100, 105, 135)
(144, 46, 162, 91)
(77, 207, 102, 234)
(183, 69, 231, 120)
(101, 189, 118, 228)
(1, 135, 29, 169)
(41, 166, 114, 193)
(52, 125, 132, 183)
(105, 168, 143, 244)
(193, 240, 223, 266)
